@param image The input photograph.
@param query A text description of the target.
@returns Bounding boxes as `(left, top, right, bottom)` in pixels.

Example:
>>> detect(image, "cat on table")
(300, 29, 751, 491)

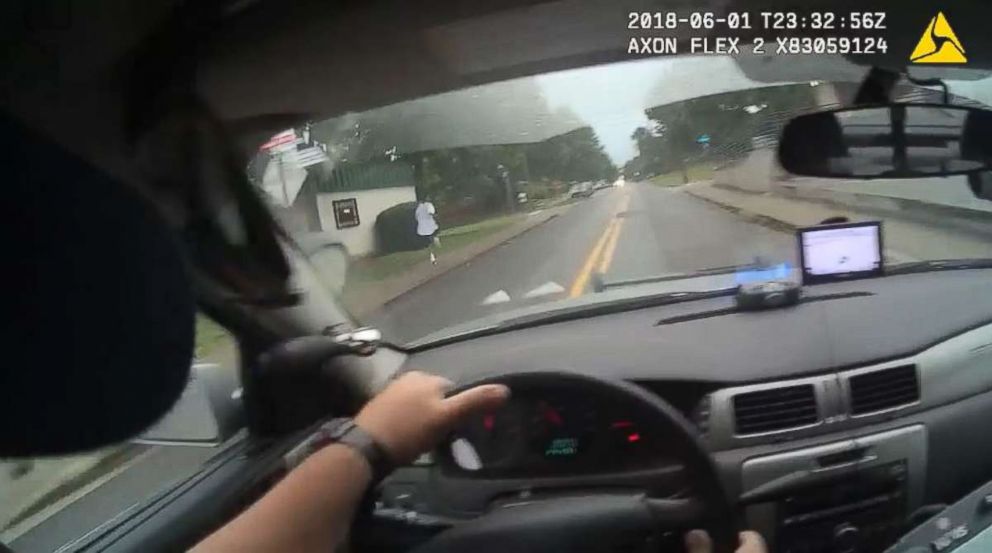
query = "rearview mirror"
(779, 104, 992, 179)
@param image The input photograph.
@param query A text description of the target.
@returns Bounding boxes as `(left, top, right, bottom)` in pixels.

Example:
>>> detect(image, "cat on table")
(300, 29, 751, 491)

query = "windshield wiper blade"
(596, 266, 743, 292)
(595, 261, 792, 293)
(886, 258, 992, 275)
(408, 287, 737, 351)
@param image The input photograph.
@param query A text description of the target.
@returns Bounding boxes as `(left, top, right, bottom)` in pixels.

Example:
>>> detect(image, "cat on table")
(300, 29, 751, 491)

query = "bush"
(374, 202, 431, 254)
(520, 181, 558, 201)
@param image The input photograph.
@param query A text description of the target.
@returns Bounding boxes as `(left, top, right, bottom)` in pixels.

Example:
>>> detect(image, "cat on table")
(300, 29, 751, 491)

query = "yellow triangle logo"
(910, 12, 967, 63)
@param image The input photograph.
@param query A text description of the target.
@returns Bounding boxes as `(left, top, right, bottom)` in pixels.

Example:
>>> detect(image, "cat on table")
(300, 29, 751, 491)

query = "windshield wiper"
(409, 287, 738, 350)
(594, 265, 743, 292)
(886, 258, 992, 275)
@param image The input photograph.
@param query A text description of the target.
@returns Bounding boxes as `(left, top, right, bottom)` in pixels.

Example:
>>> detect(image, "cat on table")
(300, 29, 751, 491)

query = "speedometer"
(442, 385, 671, 478)
(526, 398, 597, 462)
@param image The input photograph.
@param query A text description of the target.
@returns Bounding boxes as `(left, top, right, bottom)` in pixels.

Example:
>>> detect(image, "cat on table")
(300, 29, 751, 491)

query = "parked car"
(568, 182, 594, 198)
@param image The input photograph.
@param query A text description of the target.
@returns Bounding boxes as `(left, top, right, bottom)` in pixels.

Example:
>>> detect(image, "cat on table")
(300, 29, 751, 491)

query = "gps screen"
(799, 222, 882, 283)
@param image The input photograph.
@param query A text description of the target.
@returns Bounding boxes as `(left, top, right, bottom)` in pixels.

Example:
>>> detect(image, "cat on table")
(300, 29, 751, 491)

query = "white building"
(311, 163, 417, 256)
(261, 155, 417, 257)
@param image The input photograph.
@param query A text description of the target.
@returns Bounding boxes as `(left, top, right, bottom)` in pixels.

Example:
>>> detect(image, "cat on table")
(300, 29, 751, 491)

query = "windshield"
(254, 56, 992, 345)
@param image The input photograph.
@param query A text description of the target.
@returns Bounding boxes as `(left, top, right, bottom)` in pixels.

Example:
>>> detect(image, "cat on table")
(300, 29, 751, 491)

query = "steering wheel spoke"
(646, 497, 706, 527)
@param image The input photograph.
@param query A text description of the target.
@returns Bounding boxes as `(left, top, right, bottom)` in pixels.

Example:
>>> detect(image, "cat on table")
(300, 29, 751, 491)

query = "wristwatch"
(284, 418, 394, 484)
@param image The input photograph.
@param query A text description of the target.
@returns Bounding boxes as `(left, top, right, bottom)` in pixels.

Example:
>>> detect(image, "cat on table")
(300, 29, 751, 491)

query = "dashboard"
(440, 386, 674, 478)
(367, 269, 992, 553)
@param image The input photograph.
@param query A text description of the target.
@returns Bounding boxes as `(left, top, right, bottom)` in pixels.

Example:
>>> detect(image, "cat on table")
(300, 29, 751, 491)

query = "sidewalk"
(342, 204, 572, 318)
(684, 181, 992, 262)
(685, 181, 857, 230)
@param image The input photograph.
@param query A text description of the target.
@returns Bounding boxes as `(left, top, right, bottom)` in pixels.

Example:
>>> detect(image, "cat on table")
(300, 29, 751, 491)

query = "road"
(372, 181, 796, 344)
(8, 445, 219, 552)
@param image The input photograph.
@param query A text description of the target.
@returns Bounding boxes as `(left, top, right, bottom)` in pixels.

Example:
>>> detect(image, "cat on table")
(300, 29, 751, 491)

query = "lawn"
(346, 214, 520, 283)
(648, 165, 714, 187)
(194, 314, 232, 360)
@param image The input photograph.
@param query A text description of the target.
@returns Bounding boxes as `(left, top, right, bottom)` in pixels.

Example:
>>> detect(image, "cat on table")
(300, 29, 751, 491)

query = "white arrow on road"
(523, 281, 565, 299)
(481, 290, 511, 305)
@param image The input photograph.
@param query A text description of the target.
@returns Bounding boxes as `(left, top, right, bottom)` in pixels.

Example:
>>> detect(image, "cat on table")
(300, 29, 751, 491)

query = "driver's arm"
(686, 529, 767, 553)
(191, 371, 511, 553)
(192, 371, 769, 553)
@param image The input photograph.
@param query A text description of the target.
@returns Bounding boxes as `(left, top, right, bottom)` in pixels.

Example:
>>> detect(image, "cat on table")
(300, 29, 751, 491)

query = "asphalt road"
(372, 181, 796, 344)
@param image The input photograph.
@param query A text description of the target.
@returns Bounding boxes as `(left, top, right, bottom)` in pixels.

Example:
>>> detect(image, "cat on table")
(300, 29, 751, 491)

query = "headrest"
(3, 113, 195, 456)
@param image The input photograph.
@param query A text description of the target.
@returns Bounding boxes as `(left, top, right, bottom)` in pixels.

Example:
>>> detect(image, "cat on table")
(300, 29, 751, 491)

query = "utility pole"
(497, 163, 514, 212)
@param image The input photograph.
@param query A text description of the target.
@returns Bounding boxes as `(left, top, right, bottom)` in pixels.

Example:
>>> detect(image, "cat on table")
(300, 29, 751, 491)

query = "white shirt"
(415, 201, 438, 236)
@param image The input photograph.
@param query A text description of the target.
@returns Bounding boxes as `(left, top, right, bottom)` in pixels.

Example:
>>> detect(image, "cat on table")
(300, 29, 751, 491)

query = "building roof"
(311, 160, 416, 194)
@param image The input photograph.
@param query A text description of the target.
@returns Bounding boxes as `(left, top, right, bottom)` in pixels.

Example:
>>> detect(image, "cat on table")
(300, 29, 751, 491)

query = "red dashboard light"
(611, 421, 634, 428)
(627, 433, 641, 443)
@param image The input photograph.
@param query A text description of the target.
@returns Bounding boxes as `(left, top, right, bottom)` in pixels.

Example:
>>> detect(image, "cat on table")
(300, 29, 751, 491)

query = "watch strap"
(284, 418, 394, 483)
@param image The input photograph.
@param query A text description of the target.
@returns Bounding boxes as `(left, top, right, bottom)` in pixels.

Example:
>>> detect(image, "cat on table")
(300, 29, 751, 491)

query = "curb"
(684, 185, 798, 233)
(379, 212, 562, 310)
(345, 207, 569, 318)
(697, 181, 992, 241)
(776, 183, 992, 240)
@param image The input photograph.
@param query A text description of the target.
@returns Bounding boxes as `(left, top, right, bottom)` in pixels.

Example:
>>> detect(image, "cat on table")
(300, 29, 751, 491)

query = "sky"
(536, 57, 771, 164)
(536, 59, 659, 164)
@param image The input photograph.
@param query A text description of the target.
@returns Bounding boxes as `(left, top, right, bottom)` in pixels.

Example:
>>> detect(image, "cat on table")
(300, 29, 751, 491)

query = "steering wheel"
(412, 372, 740, 553)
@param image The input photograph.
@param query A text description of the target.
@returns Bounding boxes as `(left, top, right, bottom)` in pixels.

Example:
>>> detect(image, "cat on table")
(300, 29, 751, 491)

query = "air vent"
(733, 384, 819, 435)
(849, 365, 919, 415)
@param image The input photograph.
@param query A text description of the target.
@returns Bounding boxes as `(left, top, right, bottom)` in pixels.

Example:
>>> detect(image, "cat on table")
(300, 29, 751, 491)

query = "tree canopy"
(624, 84, 817, 180)
(301, 78, 617, 215)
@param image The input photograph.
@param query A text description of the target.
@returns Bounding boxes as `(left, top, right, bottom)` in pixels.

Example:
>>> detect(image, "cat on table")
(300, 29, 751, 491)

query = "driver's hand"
(685, 530, 767, 553)
(355, 371, 510, 464)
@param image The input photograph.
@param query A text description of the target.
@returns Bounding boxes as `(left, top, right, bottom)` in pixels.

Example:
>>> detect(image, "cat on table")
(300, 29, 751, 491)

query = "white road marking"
(481, 290, 511, 305)
(523, 281, 565, 299)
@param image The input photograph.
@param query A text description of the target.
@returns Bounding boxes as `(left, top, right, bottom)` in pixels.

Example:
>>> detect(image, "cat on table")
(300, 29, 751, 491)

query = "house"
(310, 161, 417, 256)
(259, 149, 417, 256)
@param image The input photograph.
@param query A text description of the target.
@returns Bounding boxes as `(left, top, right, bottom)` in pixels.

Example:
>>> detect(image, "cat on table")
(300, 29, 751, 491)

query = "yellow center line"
(568, 192, 631, 298)
(569, 219, 617, 298)
(598, 217, 624, 274)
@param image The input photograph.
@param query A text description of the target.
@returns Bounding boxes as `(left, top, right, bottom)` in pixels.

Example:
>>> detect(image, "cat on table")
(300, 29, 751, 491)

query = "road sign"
(286, 146, 329, 168)
(260, 130, 299, 152)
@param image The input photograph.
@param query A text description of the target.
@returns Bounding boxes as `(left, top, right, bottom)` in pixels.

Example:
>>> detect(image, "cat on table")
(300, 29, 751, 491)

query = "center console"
(741, 426, 926, 553)
(883, 478, 992, 553)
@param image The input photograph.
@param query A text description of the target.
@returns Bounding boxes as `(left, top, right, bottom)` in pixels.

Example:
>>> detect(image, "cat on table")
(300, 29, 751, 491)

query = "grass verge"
(648, 165, 714, 187)
(194, 315, 231, 361)
(346, 215, 520, 283)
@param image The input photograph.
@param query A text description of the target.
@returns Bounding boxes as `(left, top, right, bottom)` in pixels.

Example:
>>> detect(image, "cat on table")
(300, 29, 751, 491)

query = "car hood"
(407, 269, 766, 348)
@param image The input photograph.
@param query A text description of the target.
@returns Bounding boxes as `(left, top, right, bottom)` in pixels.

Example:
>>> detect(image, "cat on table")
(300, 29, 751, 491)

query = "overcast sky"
(536, 57, 772, 164)
(537, 56, 992, 165)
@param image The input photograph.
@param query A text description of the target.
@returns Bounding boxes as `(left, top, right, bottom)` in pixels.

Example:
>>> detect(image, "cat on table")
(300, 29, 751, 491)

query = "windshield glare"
(249, 56, 992, 345)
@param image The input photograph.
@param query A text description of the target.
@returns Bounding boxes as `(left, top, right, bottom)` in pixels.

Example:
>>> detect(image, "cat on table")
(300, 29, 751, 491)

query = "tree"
(300, 78, 618, 218)
(624, 83, 820, 181)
